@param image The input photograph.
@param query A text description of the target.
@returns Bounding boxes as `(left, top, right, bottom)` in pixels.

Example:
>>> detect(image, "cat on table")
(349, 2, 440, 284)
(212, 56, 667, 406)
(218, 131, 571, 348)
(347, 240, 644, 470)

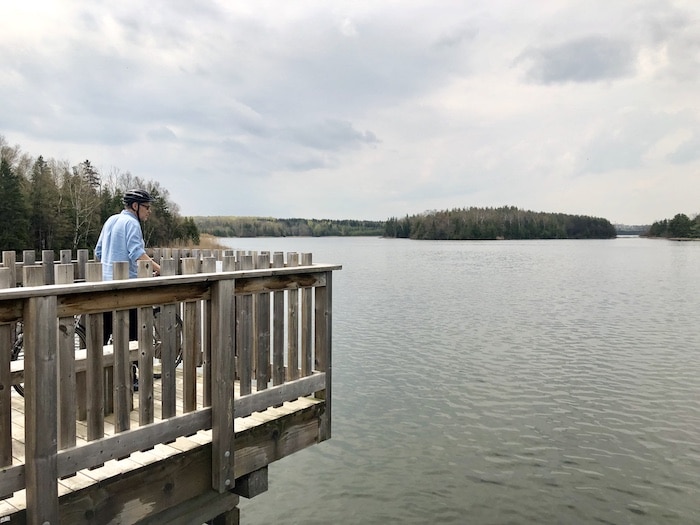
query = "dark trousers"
(103, 309, 139, 344)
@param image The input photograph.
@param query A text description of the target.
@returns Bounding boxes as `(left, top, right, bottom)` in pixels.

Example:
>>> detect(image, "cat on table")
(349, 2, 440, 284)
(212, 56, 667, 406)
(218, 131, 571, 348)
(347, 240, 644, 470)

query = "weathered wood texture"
(0, 248, 340, 524)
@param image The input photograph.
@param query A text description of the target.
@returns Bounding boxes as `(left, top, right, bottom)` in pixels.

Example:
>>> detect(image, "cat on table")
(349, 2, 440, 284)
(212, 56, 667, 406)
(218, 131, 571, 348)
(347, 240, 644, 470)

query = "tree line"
(0, 135, 199, 253)
(194, 216, 385, 237)
(384, 206, 617, 240)
(645, 213, 700, 238)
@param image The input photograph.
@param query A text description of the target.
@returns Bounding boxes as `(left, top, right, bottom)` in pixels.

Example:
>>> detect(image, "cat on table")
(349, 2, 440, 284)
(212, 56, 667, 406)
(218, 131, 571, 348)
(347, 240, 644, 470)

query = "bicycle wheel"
(11, 320, 87, 397)
(153, 307, 184, 370)
(10, 324, 24, 396)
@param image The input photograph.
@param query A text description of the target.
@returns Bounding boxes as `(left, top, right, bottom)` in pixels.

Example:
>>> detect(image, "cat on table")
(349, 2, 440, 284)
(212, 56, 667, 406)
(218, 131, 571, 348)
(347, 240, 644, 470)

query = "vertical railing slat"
(138, 260, 155, 426)
(112, 261, 131, 432)
(315, 271, 332, 441)
(256, 253, 270, 391)
(272, 252, 285, 386)
(286, 252, 299, 380)
(0, 268, 12, 470)
(182, 257, 199, 413)
(160, 258, 178, 419)
(237, 255, 253, 396)
(217, 255, 236, 405)
(85, 262, 104, 441)
(55, 264, 77, 450)
(301, 253, 313, 377)
(201, 256, 217, 388)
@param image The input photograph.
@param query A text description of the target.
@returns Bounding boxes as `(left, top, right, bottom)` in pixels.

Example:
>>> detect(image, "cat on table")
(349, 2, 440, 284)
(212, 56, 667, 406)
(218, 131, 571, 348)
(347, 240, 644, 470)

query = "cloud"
(667, 133, 700, 164)
(517, 36, 637, 84)
(2, 1, 700, 225)
(280, 119, 379, 151)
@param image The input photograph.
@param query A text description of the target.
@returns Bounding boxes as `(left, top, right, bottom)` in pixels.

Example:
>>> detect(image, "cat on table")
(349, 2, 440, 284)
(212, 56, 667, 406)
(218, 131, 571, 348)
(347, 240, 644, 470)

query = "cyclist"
(95, 188, 161, 389)
(95, 188, 161, 281)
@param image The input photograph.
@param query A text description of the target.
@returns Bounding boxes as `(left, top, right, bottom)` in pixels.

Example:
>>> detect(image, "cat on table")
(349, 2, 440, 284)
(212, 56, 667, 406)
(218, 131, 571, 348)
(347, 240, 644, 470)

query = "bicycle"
(10, 317, 86, 397)
(11, 307, 183, 397)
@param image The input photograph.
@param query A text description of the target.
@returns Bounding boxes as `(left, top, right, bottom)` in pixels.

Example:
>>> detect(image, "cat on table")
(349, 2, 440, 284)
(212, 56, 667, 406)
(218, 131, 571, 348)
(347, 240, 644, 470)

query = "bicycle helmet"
(123, 189, 154, 206)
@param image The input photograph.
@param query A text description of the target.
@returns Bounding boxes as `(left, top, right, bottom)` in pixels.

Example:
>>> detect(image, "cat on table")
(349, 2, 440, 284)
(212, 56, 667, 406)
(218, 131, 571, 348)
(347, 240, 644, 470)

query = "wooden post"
(171, 249, 181, 274)
(23, 265, 45, 287)
(20, 250, 32, 286)
(84, 262, 104, 440)
(315, 271, 332, 441)
(286, 252, 299, 380)
(55, 264, 77, 450)
(2, 251, 17, 288)
(211, 278, 235, 493)
(76, 249, 89, 281)
(24, 293, 59, 524)
(112, 261, 131, 432)
(42, 249, 55, 286)
(137, 260, 155, 426)
(59, 249, 72, 265)
(23, 249, 35, 266)
(182, 257, 199, 413)
(0, 268, 12, 469)
(300, 253, 313, 377)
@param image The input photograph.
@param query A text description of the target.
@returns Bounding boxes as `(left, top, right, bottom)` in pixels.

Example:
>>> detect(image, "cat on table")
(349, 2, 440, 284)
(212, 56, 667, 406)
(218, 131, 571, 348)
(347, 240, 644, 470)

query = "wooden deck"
(0, 249, 339, 524)
(2, 375, 324, 523)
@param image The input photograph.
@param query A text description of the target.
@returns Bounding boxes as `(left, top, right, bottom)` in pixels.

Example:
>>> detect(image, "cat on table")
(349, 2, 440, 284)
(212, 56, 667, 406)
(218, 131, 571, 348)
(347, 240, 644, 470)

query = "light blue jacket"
(94, 210, 146, 280)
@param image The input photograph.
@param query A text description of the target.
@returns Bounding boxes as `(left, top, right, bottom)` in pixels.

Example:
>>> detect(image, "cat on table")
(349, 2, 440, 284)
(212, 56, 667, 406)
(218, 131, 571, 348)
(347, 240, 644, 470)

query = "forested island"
(384, 207, 617, 240)
(644, 213, 700, 239)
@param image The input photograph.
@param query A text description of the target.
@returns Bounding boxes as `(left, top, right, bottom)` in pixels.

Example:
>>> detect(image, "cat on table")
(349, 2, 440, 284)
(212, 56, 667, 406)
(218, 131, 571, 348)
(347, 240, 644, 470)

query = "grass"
(172, 233, 229, 251)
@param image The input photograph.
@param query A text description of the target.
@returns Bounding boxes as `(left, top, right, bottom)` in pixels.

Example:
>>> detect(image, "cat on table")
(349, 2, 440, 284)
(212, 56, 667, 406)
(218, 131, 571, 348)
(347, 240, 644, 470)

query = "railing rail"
(0, 250, 338, 524)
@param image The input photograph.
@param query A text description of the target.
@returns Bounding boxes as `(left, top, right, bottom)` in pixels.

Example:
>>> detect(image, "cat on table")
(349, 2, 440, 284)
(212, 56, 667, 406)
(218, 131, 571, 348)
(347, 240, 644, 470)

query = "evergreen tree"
(29, 156, 61, 250)
(0, 158, 30, 250)
(668, 213, 692, 238)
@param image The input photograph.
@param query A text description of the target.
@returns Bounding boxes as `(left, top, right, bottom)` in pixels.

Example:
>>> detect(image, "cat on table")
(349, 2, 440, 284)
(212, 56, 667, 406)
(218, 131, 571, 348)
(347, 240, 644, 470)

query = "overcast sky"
(2, 1, 699, 224)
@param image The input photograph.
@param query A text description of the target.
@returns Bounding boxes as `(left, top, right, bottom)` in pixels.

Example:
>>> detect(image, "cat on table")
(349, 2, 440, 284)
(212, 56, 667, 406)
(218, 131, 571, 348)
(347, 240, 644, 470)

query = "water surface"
(223, 237, 700, 524)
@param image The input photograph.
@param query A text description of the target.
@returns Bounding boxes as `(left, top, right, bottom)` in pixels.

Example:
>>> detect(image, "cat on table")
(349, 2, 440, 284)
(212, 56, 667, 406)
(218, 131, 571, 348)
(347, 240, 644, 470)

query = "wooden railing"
(0, 249, 338, 524)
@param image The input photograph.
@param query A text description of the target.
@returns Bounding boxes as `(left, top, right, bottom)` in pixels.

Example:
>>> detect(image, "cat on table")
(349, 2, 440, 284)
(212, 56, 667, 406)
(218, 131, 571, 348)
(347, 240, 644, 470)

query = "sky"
(1, 1, 699, 225)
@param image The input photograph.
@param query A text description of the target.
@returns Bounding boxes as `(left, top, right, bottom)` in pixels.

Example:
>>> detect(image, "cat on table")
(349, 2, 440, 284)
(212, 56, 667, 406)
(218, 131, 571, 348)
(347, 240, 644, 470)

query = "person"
(95, 189, 161, 389)
(95, 188, 161, 282)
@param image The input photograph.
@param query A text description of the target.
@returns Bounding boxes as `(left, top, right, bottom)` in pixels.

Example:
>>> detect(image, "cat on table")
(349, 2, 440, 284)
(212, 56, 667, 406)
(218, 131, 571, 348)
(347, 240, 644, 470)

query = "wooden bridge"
(0, 248, 339, 524)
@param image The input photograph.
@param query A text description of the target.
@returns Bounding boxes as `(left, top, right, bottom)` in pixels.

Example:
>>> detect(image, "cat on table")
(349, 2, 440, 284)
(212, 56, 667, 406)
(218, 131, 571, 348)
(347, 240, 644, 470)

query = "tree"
(668, 213, 692, 238)
(29, 156, 63, 250)
(62, 160, 103, 250)
(0, 158, 30, 250)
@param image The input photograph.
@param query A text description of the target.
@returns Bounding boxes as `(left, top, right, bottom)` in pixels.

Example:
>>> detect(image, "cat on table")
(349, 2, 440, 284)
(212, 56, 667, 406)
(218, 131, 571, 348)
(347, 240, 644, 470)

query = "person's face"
(135, 202, 152, 221)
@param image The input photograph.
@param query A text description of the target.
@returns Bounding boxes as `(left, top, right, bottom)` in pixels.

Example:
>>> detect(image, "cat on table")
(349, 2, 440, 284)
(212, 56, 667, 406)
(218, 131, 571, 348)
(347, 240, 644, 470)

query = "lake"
(219, 236, 700, 525)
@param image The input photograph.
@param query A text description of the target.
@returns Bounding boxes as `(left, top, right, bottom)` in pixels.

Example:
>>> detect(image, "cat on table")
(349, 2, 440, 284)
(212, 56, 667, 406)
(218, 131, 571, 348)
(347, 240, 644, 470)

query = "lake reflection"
(226, 237, 700, 525)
